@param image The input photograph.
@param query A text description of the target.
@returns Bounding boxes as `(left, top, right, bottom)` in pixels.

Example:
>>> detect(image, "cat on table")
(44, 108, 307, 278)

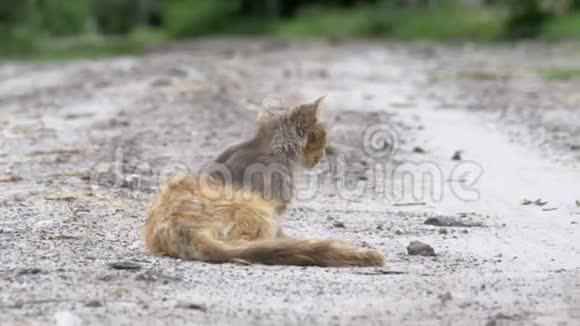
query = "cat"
(143, 97, 385, 267)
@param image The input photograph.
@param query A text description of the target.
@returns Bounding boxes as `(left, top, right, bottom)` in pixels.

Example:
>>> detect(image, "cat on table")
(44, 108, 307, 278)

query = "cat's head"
(253, 96, 326, 165)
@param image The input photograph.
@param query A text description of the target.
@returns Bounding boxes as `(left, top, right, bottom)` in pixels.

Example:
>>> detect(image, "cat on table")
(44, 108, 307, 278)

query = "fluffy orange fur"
(143, 98, 385, 267)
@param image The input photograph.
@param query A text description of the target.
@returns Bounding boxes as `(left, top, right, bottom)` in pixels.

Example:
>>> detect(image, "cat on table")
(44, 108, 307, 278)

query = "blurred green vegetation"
(542, 67, 580, 81)
(541, 12, 580, 39)
(274, 4, 507, 41)
(1, 0, 580, 59)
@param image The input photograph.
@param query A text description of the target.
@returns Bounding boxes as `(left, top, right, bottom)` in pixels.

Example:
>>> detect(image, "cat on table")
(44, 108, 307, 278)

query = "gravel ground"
(1, 40, 579, 325)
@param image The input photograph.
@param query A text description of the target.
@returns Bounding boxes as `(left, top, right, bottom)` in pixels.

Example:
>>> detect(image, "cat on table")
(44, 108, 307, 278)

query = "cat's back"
(147, 173, 279, 223)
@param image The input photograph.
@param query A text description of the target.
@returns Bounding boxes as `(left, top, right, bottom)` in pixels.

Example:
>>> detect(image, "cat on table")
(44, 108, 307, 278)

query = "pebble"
(175, 302, 207, 312)
(424, 216, 482, 227)
(407, 241, 436, 256)
(85, 300, 103, 308)
(438, 291, 453, 303)
(108, 261, 142, 270)
(18, 268, 43, 275)
(332, 221, 346, 228)
(451, 150, 463, 161)
(413, 146, 426, 153)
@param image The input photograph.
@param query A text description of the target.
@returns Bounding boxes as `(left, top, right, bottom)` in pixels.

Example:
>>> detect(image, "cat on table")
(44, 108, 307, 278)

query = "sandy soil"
(1, 40, 579, 326)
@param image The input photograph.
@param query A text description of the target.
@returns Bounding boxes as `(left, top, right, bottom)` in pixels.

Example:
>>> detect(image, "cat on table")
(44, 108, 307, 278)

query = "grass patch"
(275, 6, 388, 38)
(389, 6, 508, 41)
(541, 13, 580, 40)
(0, 28, 167, 61)
(274, 4, 507, 41)
(28, 40, 143, 61)
(165, 0, 242, 37)
(429, 69, 505, 82)
(541, 67, 580, 81)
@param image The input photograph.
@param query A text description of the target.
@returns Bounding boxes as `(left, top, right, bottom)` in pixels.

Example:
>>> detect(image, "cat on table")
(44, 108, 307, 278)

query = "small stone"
(534, 198, 548, 206)
(451, 150, 463, 161)
(150, 78, 173, 87)
(413, 146, 426, 153)
(355, 269, 406, 275)
(332, 221, 346, 228)
(407, 241, 436, 256)
(438, 228, 448, 234)
(175, 302, 207, 312)
(438, 291, 453, 303)
(485, 319, 497, 326)
(108, 261, 141, 270)
(18, 268, 42, 275)
(424, 216, 482, 227)
(93, 80, 111, 88)
(167, 68, 188, 78)
(486, 312, 521, 325)
(84, 300, 103, 308)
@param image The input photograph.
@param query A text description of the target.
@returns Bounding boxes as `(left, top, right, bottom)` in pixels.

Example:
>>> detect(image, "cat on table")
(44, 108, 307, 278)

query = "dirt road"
(1, 40, 579, 325)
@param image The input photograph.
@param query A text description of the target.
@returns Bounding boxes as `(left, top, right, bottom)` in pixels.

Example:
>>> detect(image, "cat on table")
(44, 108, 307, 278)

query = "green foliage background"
(1, 0, 579, 59)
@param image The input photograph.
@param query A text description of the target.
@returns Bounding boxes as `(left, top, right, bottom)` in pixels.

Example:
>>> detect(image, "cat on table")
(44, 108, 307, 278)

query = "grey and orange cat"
(143, 97, 384, 267)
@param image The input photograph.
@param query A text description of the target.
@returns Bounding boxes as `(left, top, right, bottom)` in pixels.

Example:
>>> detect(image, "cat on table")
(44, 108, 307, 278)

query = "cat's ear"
(311, 95, 325, 113)
(288, 96, 325, 125)
(303, 95, 325, 117)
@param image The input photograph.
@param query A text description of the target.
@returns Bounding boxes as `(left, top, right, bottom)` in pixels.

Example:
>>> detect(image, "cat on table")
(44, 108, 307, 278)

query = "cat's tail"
(217, 238, 385, 267)
(145, 223, 384, 267)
